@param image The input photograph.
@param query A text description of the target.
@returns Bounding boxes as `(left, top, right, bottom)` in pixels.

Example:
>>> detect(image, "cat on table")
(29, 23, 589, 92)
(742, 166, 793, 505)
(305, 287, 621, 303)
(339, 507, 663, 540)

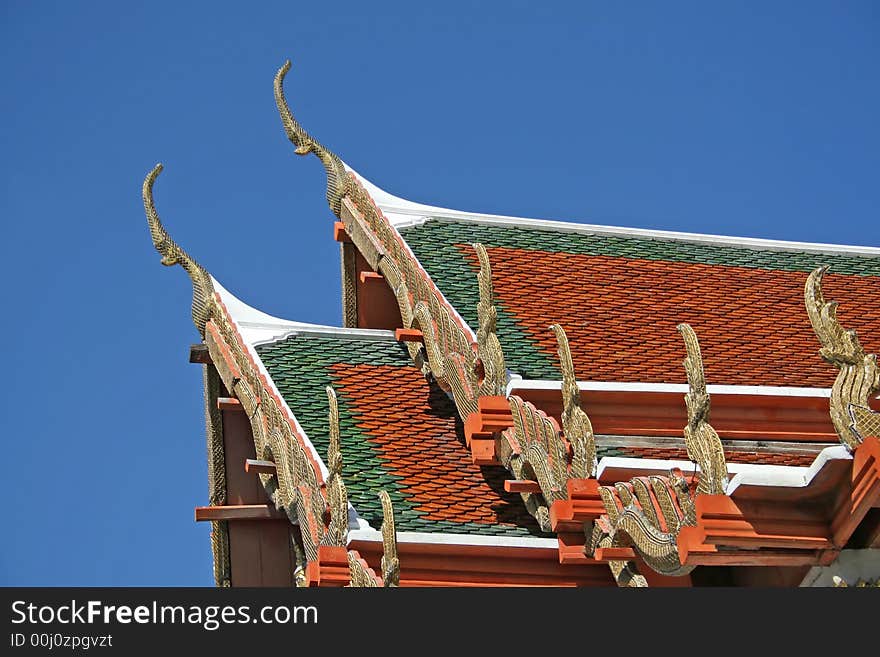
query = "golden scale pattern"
(805, 266, 880, 450)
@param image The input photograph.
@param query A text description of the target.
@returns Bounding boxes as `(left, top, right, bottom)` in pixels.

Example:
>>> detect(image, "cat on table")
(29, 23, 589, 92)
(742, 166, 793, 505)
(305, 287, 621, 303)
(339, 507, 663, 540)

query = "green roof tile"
(255, 333, 546, 537)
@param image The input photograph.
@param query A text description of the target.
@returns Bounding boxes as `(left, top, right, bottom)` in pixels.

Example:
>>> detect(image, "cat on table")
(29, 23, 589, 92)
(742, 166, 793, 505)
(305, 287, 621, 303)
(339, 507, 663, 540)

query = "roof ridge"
(212, 277, 395, 346)
(347, 168, 880, 257)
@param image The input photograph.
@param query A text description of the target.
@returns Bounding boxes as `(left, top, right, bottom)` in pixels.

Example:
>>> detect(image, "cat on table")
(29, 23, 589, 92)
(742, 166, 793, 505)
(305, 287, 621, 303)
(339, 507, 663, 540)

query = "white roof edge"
(345, 165, 478, 343)
(596, 444, 852, 494)
(211, 277, 396, 346)
(212, 277, 331, 480)
(348, 528, 558, 549)
(508, 379, 834, 398)
(346, 167, 880, 256)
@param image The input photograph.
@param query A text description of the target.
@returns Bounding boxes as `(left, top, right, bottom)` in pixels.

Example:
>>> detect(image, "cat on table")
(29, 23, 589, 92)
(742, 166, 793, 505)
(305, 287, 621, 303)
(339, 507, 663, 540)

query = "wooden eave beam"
(508, 386, 864, 443)
(333, 221, 351, 243)
(504, 480, 542, 494)
(244, 459, 277, 475)
(347, 539, 616, 587)
(189, 343, 211, 364)
(195, 504, 288, 522)
(829, 436, 880, 546)
(304, 545, 353, 587)
(395, 328, 424, 343)
(217, 397, 243, 411)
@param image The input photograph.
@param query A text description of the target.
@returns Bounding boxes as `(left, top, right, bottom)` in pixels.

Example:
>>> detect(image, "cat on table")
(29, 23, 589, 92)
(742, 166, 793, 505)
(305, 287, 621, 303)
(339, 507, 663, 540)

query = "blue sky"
(1, 2, 877, 585)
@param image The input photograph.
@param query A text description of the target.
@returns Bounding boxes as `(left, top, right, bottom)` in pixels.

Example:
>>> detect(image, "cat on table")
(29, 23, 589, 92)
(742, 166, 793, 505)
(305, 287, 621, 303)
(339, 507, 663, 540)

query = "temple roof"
(142, 63, 880, 585)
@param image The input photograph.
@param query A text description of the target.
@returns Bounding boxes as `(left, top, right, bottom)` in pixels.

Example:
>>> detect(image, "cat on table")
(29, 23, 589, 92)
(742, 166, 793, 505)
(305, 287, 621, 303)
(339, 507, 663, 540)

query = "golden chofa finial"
(472, 243, 507, 396)
(274, 59, 350, 217)
(549, 323, 596, 478)
(805, 266, 880, 450)
(378, 490, 400, 587)
(677, 323, 728, 495)
(142, 163, 214, 336)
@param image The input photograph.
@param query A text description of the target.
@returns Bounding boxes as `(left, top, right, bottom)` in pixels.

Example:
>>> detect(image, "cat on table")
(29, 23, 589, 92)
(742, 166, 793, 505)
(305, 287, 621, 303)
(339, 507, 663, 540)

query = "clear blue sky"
(1, 2, 878, 585)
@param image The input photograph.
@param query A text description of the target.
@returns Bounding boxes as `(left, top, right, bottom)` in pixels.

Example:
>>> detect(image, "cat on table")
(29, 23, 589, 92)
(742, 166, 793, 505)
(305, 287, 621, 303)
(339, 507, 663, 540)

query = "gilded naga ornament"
(551, 323, 597, 478)
(473, 243, 507, 397)
(274, 60, 350, 217)
(805, 266, 880, 450)
(143, 164, 215, 336)
(677, 323, 728, 494)
(346, 490, 400, 587)
(323, 386, 349, 547)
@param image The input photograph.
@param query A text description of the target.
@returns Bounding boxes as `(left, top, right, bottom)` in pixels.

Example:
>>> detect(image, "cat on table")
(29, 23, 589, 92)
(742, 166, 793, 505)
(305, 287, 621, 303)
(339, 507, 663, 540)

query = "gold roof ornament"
(678, 323, 728, 495)
(550, 323, 597, 479)
(323, 386, 349, 547)
(274, 60, 350, 218)
(805, 266, 880, 450)
(143, 164, 215, 336)
(594, 470, 697, 578)
(590, 326, 726, 578)
(346, 490, 400, 587)
(378, 490, 400, 587)
(473, 243, 507, 397)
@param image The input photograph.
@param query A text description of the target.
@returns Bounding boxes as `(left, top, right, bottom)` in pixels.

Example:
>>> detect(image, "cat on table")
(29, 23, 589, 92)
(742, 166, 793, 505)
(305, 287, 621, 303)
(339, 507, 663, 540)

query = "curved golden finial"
(805, 266, 880, 450)
(143, 163, 214, 336)
(677, 323, 728, 495)
(326, 386, 342, 477)
(323, 386, 349, 546)
(472, 243, 507, 396)
(274, 60, 350, 217)
(378, 490, 400, 587)
(550, 323, 597, 478)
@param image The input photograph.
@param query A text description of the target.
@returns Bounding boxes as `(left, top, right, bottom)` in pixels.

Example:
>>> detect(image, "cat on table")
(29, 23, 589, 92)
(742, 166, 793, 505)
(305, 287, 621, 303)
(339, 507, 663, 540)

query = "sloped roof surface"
(399, 218, 880, 386)
(255, 332, 546, 536)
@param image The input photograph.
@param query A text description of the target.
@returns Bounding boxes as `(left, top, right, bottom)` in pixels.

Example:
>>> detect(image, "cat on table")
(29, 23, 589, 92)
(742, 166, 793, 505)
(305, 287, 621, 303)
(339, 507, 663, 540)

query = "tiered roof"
(144, 60, 880, 587)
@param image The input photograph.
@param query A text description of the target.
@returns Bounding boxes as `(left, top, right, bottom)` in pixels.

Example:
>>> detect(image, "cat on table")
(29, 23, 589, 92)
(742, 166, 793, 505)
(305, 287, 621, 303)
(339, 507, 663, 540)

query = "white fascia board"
(346, 166, 477, 342)
(212, 277, 331, 480)
(725, 445, 852, 494)
(508, 379, 834, 398)
(212, 278, 395, 346)
(348, 528, 558, 550)
(596, 444, 852, 495)
(346, 167, 880, 256)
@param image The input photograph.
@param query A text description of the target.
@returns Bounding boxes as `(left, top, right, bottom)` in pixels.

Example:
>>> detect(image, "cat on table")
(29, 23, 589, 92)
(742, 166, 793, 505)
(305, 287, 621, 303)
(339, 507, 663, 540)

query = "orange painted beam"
(464, 396, 512, 443)
(394, 328, 424, 343)
(594, 546, 637, 561)
(463, 396, 511, 465)
(557, 533, 585, 564)
(333, 221, 351, 243)
(549, 479, 605, 532)
(349, 539, 616, 587)
(509, 386, 853, 443)
(306, 546, 352, 587)
(830, 436, 880, 546)
(217, 397, 242, 411)
(244, 459, 276, 475)
(470, 438, 499, 466)
(504, 479, 542, 494)
(195, 504, 288, 522)
(677, 494, 837, 566)
(359, 270, 384, 284)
